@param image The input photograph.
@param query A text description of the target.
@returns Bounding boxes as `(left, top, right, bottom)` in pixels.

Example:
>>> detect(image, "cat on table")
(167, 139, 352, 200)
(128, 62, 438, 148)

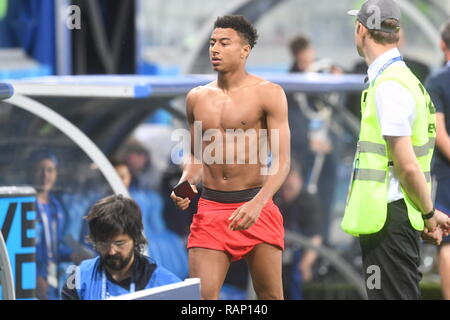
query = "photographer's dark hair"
(214, 15, 258, 48)
(86, 194, 147, 253)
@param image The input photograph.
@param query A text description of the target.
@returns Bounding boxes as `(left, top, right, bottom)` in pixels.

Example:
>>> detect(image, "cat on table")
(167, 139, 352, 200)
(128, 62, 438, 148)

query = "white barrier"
(108, 278, 201, 300)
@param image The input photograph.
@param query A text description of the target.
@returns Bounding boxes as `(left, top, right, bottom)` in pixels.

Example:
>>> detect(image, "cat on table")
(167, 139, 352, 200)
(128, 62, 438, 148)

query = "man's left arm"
(386, 135, 450, 235)
(229, 84, 291, 230)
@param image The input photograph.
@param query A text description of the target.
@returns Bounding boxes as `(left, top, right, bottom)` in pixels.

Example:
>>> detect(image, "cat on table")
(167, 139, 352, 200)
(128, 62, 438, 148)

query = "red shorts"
(187, 197, 284, 261)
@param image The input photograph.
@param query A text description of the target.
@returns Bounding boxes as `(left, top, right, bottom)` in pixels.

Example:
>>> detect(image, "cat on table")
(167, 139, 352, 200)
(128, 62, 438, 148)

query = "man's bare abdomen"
(193, 83, 272, 192)
(202, 163, 266, 191)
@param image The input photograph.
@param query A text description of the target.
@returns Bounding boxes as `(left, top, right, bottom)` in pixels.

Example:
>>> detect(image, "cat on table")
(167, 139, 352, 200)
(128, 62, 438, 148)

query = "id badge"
(47, 261, 58, 288)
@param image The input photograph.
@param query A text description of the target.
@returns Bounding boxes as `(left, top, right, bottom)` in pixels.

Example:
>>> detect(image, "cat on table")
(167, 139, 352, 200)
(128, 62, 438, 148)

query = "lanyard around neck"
(371, 56, 403, 85)
(38, 203, 57, 260)
(101, 270, 136, 300)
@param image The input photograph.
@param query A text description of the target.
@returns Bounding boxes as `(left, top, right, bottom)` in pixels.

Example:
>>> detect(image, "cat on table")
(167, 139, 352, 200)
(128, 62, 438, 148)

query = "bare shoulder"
(252, 78, 287, 111)
(252, 77, 285, 97)
(186, 85, 205, 102)
(186, 81, 218, 102)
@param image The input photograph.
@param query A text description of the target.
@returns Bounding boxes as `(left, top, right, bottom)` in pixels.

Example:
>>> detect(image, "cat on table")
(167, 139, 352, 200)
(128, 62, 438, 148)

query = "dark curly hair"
(86, 194, 147, 254)
(214, 15, 258, 48)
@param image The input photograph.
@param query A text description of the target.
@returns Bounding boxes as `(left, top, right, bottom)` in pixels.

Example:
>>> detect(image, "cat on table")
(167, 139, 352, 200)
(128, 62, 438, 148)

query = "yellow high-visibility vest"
(341, 64, 436, 236)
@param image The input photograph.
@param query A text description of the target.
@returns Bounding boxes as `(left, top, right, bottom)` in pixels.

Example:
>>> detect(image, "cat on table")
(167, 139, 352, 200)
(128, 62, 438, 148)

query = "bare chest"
(193, 92, 264, 132)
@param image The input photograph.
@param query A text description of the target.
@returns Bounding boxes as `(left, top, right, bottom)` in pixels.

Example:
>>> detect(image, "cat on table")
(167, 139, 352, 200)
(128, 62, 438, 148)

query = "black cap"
(348, 0, 401, 33)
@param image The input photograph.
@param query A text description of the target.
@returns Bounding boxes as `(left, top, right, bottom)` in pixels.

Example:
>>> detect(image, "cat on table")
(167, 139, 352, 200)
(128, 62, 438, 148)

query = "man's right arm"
(386, 135, 433, 215)
(170, 88, 202, 210)
(376, 82, 448, 233)
(181, 88, 203, 185)
(386, 135, 450, 234)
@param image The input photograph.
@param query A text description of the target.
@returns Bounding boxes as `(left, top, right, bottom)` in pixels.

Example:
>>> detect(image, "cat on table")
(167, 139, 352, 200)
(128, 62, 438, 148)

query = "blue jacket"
(426, 64, 450, 179)
(71, 255, 181, 300)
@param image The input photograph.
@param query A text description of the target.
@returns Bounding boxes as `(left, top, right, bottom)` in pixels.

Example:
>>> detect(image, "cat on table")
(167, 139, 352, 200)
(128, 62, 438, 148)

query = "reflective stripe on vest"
(353, 168, 430, 183)
(358, 138, 435, 158)
(354, 169, 386, 182)
(358, 141, 386, 156)
(413, 138, 436, 157)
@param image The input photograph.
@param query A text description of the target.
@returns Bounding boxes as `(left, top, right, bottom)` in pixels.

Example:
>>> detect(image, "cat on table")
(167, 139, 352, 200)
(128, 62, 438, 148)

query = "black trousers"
(359, 199, 422, 300)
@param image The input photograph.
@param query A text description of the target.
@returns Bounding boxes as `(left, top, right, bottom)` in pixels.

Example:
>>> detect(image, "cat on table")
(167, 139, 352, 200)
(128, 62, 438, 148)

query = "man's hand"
(424, 209, 450, 235)
(422, 210, 450, 246)
(228, 200, 264, 231)
(435, 209, 450, 237)
(424, 215, 438, 233)
(170, 184, 198, 211)
(422, 226, 443, 246)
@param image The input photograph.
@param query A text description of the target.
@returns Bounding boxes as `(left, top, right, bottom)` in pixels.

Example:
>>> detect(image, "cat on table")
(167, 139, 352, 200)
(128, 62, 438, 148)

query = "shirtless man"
(170, 15, 290, 300)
